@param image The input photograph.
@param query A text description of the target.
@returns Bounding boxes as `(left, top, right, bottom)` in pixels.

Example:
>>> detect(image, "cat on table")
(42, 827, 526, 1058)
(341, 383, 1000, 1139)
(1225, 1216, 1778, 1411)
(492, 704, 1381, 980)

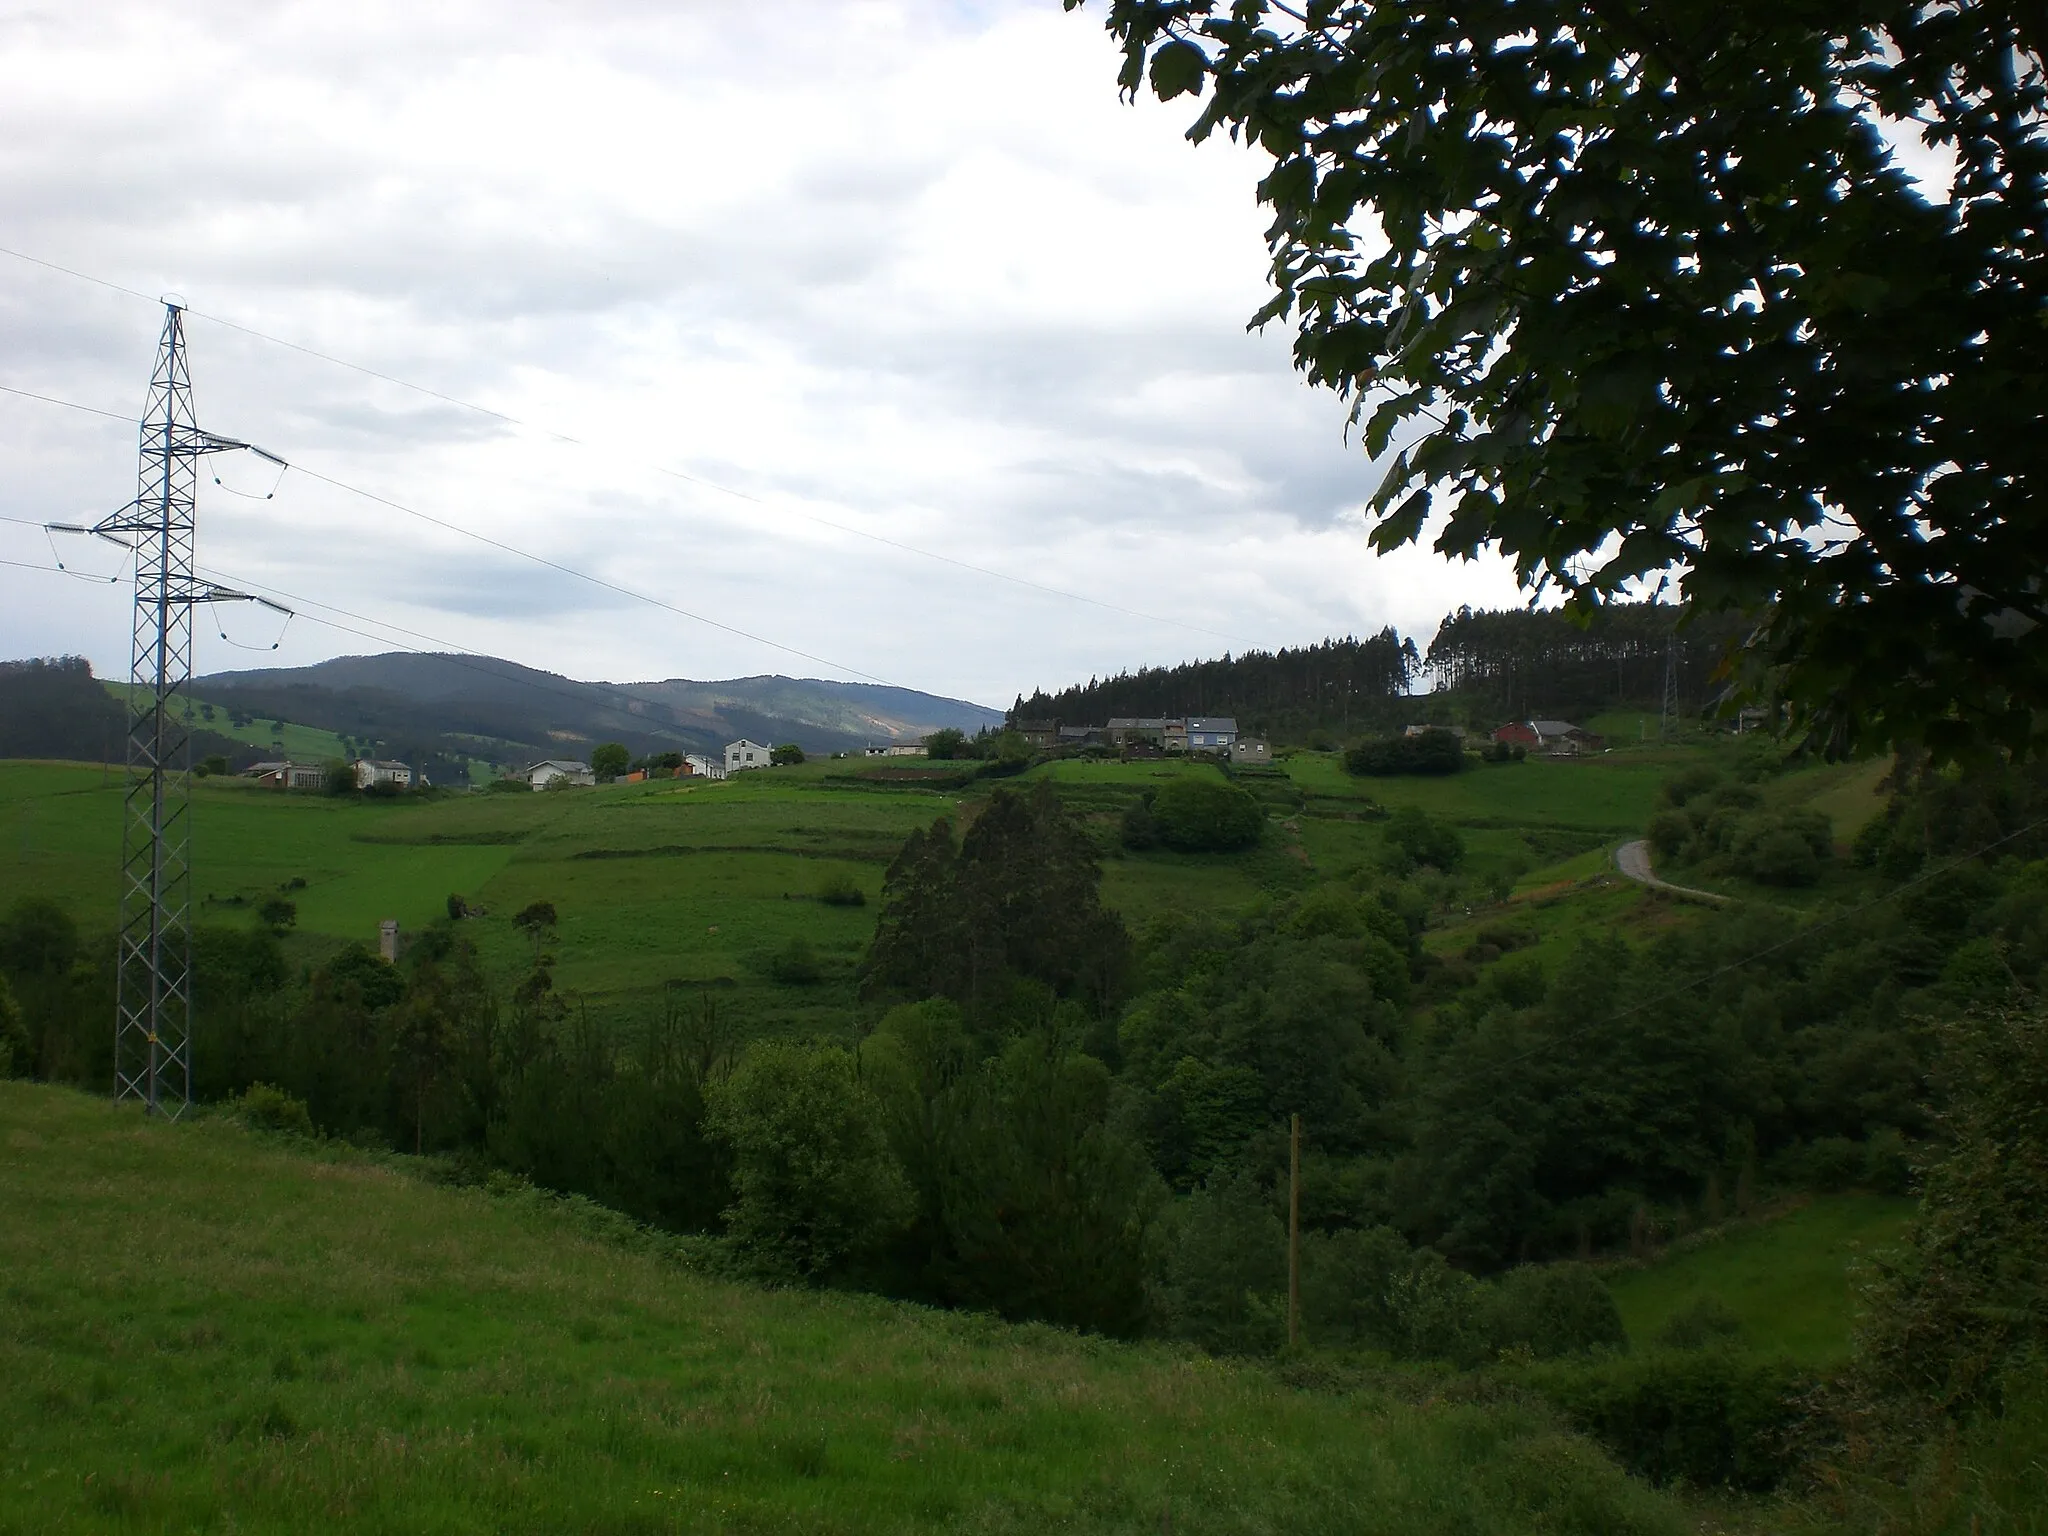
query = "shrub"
(1657, 1296, 1745, 1351)
(766, 936, 821, 985)
(708, 1041, 912, 1279)
(1119, 794, 1160, 850)
(1154, 1176, 1285, 1354)
(1384, 805, 1464, 872)
(1482, 1262, 1627, 1359)
(770, 743, 805, 766)
(1345, 728, 1466, 776)
(236, 1082, 314, 1136)
(0, 974, 28, 1077)
(816, 873, 865, 907)
(1519, 1349, 1818, 1489)
(1149, 776, 1264, 852)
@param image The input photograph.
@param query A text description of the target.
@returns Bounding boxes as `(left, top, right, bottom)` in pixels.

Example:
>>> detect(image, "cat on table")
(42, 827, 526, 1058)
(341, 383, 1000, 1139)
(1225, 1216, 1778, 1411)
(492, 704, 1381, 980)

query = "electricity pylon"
(52, 300, 287, 1117)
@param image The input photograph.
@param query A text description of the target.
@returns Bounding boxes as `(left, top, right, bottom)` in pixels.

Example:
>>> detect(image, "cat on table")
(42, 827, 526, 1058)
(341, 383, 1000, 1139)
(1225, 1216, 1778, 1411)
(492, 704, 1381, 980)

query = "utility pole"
(1287, 1112, 1302, 1350)
(51, 301, 286, 1118)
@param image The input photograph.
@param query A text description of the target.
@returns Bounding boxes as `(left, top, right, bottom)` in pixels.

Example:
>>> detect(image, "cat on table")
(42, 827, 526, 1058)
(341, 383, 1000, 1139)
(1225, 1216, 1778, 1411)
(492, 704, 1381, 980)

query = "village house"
(1185, 717, 1239, 752)
(244, 760, 325, 791)
(1230, 738, 1272, 766)
(1014, 719, 1060, 750)
(1491, 720, 1604, 755)
(525, 758, 593, 790)
(354, 758, 414, 791)
(1106, 717, 1171, 748)
(1058, 725, 1106, 747)
(725, 739, 771, 773)
(682, 753, 724, 780)
(882, 742, 928, 757)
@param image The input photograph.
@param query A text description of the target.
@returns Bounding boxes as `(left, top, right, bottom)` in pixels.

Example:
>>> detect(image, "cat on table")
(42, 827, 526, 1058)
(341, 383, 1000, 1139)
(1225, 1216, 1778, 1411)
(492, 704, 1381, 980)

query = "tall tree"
(1073, 1, 2047, 759)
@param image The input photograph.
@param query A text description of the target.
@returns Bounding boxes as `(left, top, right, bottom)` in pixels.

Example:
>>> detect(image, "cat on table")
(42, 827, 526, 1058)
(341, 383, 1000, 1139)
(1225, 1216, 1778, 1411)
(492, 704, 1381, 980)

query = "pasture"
(0, 1081, 1688, 1536)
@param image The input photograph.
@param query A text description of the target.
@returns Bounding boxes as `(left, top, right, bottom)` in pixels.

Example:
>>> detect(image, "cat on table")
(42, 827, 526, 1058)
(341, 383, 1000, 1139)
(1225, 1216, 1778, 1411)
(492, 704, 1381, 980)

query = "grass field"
(0, 1081, 1691, 1536)
(1604, 1196, 1915, 1364)
(102, 681, 354, 763)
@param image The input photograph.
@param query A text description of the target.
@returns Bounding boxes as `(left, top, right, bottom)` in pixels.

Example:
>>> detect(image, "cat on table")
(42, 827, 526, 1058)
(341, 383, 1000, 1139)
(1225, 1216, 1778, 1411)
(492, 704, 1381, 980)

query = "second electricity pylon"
(53, 301, 286, 1117)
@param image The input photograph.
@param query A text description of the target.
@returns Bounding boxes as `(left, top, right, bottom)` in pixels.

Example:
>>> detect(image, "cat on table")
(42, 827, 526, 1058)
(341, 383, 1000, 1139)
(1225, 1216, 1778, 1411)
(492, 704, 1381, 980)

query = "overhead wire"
(0, 242, 1258, 647)
(1, 381, 906, 686)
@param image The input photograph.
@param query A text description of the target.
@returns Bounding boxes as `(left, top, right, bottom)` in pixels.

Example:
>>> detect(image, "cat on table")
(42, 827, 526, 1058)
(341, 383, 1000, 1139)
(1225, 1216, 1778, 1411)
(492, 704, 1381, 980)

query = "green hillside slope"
(0, 1083, 1685, 1535)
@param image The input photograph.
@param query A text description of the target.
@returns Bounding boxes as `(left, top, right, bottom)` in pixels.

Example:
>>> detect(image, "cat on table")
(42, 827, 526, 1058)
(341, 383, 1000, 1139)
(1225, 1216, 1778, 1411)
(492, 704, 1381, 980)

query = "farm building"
(1230, 739, 1272, 765)
(682, 753, 724, 780)
(1491, 720, 1604, 755)
(725, 739, 771, 773)
(354, 759, 414, 790)
(245, 760, 326, 791)
(525, 759, 594, 790)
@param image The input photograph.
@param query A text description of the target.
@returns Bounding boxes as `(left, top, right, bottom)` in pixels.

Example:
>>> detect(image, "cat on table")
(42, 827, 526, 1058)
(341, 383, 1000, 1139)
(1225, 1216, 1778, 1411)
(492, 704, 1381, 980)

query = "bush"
(1519, 1349, 1818, 1489)
(1657, 1296, 1745, 1351)
(1345, 728, 1466, 776)
(1149, 776, 1264, 852)
(1482, 1262, 1628, 1359)
(708, 1042, 912, 1279)
(770, 743, 805, 766)
(0, 974, 28, 1077)
(766, 936, 822, 985)
(816, 873, 865, 907)
(1384, 805, 1464, 872)
(236, 1082, 315, 1136)
(1119, 794, 1160, 851)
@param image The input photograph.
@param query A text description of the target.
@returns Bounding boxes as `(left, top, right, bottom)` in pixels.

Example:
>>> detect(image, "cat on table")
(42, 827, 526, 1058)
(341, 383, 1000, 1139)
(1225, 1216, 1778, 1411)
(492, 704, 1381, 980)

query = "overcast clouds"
(0, 0, 1524, 707)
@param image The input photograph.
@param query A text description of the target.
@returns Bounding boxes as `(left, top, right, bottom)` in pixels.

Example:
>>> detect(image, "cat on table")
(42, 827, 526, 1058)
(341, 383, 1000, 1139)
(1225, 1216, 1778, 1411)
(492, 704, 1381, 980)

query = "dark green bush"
(1346, 728, 1466, 776)
(0, 974, 28, 1077)
(1482, 1262, 1627, 1358)
(816, 873, 866, 907)
(1149, 776, 1264, 852)
(1656, 1296, 1745, 1351)
(1519, 1349, 1817, 1489)
(766, 936, 822, 985)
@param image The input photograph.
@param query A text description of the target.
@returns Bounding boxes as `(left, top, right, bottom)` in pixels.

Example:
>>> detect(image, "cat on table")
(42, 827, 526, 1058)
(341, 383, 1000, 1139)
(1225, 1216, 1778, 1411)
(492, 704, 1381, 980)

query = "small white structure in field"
(526, 759, 594, 790)
(378, 920, 399, 962)
(354, 758, 413, 790)
(682, 753, 725, 781)
(725, 739, 771, 773)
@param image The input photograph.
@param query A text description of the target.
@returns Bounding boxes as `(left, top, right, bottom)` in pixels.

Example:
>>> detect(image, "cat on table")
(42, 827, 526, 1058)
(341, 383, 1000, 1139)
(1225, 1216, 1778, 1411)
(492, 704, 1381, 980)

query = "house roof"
(527, 759, 590, 773)
(359, 758, 412, 771)
(1186, 717, 1238, 733)
(1106, 717, 1172, 730)
(1529, 720, 1583, 736)
(725, 739, 769, 750)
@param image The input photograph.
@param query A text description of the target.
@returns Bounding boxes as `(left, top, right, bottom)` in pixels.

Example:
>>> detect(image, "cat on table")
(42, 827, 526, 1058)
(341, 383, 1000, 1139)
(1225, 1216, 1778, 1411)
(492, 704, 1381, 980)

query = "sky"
(0, 0, 1529, 709)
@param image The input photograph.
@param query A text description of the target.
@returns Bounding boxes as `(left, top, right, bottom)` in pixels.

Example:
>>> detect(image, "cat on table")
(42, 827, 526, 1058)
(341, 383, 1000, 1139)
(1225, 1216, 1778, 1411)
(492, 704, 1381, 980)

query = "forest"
(1010, 603, 1765, 742)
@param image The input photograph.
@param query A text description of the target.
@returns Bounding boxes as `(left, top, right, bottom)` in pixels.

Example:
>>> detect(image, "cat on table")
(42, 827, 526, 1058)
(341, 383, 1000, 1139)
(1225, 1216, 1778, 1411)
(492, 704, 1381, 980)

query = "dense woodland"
(1011, 604, 1764, 742)
(4, 749, 2045, 1490)
(1009, 630, 1418, 739)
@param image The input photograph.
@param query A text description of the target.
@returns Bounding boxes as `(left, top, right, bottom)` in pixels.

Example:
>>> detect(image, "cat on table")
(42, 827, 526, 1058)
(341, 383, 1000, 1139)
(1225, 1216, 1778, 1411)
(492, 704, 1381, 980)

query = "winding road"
(1614, 840, 1734, 905)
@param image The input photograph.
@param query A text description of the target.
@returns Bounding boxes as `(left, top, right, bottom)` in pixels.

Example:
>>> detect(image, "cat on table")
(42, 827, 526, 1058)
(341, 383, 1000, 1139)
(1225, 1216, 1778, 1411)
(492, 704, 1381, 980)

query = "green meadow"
(1604, 1196, 1916, 1365)
(0, 1081, 1689, 1536)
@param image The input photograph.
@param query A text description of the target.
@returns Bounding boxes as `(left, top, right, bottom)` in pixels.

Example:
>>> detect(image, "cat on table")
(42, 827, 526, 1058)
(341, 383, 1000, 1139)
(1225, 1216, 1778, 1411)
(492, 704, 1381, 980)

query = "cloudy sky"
(0, 0, 1526, 708)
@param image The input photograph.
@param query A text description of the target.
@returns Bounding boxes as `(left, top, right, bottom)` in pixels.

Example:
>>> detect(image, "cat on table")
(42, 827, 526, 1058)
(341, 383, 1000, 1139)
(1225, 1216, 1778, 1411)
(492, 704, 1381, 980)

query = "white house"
(526, 758, 594, 790)
(354, 758, 413, 791)
(725, 739, 771, 773)
(882, 742, 927, 758)
(680, 753, 724, 781)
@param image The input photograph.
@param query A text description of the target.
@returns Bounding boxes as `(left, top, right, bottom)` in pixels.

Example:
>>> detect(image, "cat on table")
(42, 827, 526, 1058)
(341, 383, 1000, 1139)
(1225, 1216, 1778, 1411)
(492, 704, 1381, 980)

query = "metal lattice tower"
(56, 302, 284, 1116)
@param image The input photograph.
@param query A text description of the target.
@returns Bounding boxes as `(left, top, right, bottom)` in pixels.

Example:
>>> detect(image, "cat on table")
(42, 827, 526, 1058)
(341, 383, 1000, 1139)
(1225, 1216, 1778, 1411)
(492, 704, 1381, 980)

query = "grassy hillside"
(0, 740, 1803, 1033)
(0, 1081, 1687, 1536)
(1604, 1197, 1915, 1364)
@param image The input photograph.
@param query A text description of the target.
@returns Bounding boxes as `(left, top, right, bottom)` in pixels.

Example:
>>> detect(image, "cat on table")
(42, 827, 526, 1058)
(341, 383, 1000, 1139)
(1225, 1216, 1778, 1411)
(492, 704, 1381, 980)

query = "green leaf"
(1148, 40, 1208, 101)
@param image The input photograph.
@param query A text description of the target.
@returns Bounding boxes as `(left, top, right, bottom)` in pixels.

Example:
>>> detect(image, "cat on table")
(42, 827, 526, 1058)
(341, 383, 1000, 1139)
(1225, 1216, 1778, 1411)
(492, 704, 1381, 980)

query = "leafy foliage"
(589, 742, 629, 781)
(1074, 0, 2048, 759)
(1148, 774, 1265, 850)
(708, 1040, 912, 1280)
(1346, 727, 1465, 777)
(770, 743, 805, 766)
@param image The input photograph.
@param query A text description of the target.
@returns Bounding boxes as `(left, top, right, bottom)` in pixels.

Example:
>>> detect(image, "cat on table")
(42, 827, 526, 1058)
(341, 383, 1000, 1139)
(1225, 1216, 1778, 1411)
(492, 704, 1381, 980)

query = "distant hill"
(189, 652, 1003, 777)
(0, 657, 244, 767)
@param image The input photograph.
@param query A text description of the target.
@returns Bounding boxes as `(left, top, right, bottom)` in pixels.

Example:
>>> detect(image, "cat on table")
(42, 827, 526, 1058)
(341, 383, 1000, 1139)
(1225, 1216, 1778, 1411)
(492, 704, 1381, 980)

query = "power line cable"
(0, 242, 1257, 646)
(1, 380, 904, 686)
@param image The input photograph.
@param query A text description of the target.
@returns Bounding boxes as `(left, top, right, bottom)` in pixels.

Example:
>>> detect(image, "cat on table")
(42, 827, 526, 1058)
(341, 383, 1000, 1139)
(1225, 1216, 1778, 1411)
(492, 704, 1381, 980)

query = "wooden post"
(1287, 1112, 1301, 1349)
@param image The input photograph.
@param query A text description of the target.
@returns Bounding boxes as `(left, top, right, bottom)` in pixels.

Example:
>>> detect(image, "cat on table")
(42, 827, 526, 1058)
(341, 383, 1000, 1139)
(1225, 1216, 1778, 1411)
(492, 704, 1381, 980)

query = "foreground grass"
(1604, 1196, 1914, 1365)
(0, 1082, 1695, 1536)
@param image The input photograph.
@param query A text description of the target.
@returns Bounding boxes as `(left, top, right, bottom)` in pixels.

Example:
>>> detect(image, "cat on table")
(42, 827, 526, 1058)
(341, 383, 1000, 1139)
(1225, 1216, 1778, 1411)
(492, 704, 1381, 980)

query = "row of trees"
(1009, 631, 1418, 741)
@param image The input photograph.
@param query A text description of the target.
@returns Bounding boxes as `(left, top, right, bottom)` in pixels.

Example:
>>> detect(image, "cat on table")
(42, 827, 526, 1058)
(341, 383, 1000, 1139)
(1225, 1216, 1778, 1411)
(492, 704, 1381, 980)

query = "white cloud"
(0, 0, 1522, 705)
